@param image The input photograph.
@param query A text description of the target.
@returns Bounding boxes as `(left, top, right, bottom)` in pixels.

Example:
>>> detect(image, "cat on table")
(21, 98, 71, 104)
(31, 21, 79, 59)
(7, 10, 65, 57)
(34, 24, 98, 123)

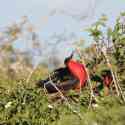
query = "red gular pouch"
(66, 59, 88, 91)
(102, 75, 113, 87)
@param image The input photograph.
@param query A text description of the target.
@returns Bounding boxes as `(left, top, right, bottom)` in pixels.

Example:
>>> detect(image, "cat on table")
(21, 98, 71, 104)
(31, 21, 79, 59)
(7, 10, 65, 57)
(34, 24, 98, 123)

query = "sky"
(0, 0, 125, 66)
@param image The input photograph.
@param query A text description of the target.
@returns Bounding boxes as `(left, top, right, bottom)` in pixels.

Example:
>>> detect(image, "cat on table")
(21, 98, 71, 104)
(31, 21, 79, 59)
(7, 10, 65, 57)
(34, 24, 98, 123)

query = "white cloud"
(47, 0, 96, 20)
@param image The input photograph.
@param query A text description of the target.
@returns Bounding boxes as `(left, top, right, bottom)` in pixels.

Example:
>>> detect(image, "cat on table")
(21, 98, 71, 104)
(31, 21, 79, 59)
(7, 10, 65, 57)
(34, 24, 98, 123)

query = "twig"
(75, 48, 96, 109)
(43, 81, 49, 97)
(101, 45, 125, 102)
(102, 48, 120, 97)
(45, 74, 83, 119)
(114, 72, 125, 102)
(26, 66, 38, 84)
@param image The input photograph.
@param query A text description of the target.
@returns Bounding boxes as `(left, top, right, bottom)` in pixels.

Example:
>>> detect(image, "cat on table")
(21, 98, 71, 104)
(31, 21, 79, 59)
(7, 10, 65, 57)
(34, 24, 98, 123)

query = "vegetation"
(0, 13, 125, 125)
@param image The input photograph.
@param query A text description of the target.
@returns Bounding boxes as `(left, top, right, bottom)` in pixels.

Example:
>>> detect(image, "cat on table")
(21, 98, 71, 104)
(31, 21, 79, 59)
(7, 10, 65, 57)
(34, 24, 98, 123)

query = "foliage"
(0, 13, 125, 125)
(0, 82, 125, 125)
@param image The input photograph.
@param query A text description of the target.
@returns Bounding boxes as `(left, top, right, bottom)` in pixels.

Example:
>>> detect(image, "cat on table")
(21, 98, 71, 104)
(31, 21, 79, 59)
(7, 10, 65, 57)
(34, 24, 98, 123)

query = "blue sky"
(0, 0, 125, 66)
(0, 0, 125, 35)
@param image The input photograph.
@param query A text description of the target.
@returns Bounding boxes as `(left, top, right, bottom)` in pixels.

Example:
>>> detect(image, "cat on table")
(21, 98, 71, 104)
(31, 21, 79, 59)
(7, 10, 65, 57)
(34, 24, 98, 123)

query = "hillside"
(0, 13, 125, 125)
